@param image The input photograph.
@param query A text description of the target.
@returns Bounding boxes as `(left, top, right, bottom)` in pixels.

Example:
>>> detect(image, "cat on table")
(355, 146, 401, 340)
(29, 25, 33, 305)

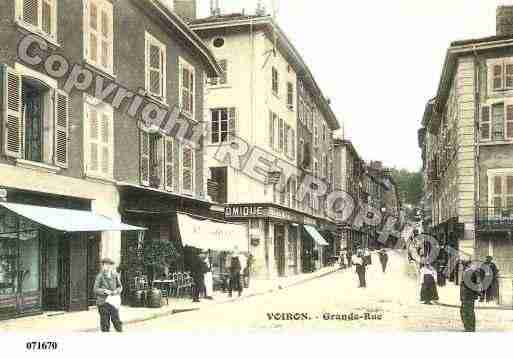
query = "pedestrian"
(346, 249, 352, 268)
(203, 252, 214, 300)
(243, 254, 253, 289)
(460, 261, 479, 332)
(378, 249, 389, 273)
(94, 258, 123, 333)
(228, 254, 242, 297)
(352, 250, 366, 288)
(339, 249, 347, 269)
(419, 263, 439, 305)
(190, 249, 208, 303)
(480, 256, 500, 303)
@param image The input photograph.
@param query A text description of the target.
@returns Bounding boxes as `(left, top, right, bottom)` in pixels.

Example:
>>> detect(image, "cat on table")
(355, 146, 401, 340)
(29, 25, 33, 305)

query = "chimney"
(497, 5, 513, 36)
(173, 0, 197, 22)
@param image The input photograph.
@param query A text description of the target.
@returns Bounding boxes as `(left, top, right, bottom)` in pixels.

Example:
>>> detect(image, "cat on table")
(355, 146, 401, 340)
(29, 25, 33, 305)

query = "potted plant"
(142, 238, 181, 308)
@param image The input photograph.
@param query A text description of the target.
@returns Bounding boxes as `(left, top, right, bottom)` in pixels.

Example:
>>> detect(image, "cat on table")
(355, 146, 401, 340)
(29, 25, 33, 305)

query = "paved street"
(129, 251, 513, 332)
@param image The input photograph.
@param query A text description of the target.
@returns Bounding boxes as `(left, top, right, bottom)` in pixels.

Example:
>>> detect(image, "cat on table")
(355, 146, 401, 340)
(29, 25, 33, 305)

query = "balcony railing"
(476, 207, 513, 229)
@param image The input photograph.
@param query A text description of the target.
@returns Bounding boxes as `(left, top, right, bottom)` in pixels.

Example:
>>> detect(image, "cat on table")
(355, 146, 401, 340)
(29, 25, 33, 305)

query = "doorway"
(41, 231, 68, 311)
(274, 225, 286, 277)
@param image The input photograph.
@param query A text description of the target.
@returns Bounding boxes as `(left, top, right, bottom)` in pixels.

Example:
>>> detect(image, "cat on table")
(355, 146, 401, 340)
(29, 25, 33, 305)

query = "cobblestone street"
(130, 251, 513, 332)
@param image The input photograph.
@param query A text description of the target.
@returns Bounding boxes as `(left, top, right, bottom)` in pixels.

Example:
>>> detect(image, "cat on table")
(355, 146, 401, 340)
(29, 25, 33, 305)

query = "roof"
(333, 138, 362, 163)
(133, 0, 222, 78)
(451, 34, 513, 47)
(189, 14, 340, 131)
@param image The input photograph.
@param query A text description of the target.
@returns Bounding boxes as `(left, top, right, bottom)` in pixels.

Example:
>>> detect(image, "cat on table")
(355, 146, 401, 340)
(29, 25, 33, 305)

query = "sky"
(194, 0, 508, 172)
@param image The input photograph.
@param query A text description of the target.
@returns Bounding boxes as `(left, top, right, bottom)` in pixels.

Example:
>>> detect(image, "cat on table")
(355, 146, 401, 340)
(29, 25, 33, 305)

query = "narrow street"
(129, 252, 513, 332)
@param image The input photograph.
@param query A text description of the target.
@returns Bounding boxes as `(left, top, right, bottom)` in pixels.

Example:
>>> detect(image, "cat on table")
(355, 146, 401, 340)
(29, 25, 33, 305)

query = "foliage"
(389, 168, 423, 207)
(142, 239, 181, 282)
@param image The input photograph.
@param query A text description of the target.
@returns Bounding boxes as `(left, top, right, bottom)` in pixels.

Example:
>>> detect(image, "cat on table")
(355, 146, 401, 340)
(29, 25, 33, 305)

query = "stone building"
(0, 0, 220, 319)
(419, 6, 513, 305)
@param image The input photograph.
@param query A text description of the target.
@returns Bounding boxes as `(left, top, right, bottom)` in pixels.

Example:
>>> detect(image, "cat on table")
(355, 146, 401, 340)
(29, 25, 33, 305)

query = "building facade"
(0, 0, 220, 319)
(419, 6, 513, 305)
(190, 13, 340, 278)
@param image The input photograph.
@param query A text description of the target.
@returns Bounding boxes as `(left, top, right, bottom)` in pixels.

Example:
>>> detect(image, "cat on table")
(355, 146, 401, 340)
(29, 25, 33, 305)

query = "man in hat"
(460, 260, 479, 332)
(480, 256, 500, 303)
(94, 258, 123, 332)
(352, 249, 367, 288)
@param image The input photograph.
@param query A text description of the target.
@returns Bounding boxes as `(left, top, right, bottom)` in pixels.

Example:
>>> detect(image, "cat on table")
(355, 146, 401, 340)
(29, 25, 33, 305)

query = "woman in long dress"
(420, 264, 439, 304)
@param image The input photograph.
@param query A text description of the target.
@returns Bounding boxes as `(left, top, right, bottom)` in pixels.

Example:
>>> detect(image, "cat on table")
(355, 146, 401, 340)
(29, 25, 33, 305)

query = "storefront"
(0, 190, 142, 321)
(224, 204, 329, 278)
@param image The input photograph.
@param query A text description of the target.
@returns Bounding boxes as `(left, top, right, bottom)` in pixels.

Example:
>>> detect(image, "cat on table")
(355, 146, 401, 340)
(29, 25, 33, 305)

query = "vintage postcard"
(0, 1, 512, 350)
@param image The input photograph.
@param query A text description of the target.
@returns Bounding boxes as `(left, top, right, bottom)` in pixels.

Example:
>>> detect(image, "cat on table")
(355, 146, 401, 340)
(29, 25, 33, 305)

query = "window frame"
(83, 0, 114, 76)
(481, 99, 513, 142)
(287, 81, 294, 110)
(211, 107, 236, 144)
(15, 0, 58, 43)
(272, 67, 279, 96)
(83, 95, 114, 180)
(145, 31, 167, 102)
(488, 58, 513, 93)
(179, 57, 196, 120)
(487, 169, 513, 216)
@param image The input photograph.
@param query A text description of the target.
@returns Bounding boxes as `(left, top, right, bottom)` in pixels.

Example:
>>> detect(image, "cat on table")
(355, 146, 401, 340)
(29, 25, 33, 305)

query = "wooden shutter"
(507, 176, 513, 210)
(23, 0, 39, 27)
(164, 136, 173, 191)
(506, 64, 513, 89)
(228, 107, 236, 141)
(54, 90, 69, 168)
(506, 105, 513, 140)
(87, 105, 99, 173)
(89, 0, 99, 64)
(100, 113, 110, 175)
(284, 124, 289, 155)
(140, 131, 150, 186)
(278, 118, 284, 152)
(182, 145, 193, 193)
(290, 129, 295, 159)
(493, 64, 503, 90)
(493, 176, 502, 216)
(481, 106, 491, 141)
(269, 111, 274, 149)
(100, 3, 113, 72)
(149, 43, 162, 97)
(1, 66, 23, 158)
(41, 0, 53, 35)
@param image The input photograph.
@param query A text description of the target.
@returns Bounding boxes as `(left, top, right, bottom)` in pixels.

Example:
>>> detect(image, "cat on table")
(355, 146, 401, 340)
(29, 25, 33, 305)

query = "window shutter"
(493, 176, 503, 213)
(481, 106, 491, 141)
(284, 124, 289, 155)
(290, 129, 295, 159)
(506, 105, 513, 140)
(100, 113, 110, 175)
(89, 0, 98, 64)
(164, 136, 173, 191)
(493, 64, 503, 90)
(269, 111, 274, 149)
(88, 106, 99, 173)
(23, 0, 39, 27)
(278, 118, 284, 152)
(54, 90, 69, 168)
(42, 0, 53, 36)
(1, 66, 23, 158)
(507, 64, 513, 89)
(182, 145, 193, 193)
(228, 107, 236, 141)
(140, 131, 150, 186)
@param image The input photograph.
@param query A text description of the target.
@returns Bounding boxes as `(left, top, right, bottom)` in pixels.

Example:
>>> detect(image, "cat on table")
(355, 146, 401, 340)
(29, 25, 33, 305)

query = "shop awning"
(0, 202, 145, 232)
(304, 225, 329, 246)
(177, 213, 248, 252)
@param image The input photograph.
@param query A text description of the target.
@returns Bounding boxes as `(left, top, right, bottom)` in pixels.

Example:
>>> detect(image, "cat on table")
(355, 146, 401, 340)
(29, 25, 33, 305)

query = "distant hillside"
(389, 168, 423, 207)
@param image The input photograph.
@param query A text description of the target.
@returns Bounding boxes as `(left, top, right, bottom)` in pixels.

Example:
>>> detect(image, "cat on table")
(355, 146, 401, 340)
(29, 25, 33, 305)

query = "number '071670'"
(25, 342, 58, 350)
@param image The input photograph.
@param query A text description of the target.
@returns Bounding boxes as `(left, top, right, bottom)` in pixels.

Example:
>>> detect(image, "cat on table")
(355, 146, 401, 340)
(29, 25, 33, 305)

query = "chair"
(168, 273, 179, 298)
(184, 272, 193, 297)
(154, 280, 170, 305)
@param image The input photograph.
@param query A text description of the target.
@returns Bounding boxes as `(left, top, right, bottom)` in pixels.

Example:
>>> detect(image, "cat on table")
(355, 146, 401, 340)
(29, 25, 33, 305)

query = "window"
(289, 128, 295, 160)
(480, 102, 513, 142)
(490, 173, 513, 216)
(164, 136, 174, 191)
(322, 124, 327, 142)
(211, 108, 236, 144)
(140, 131, 163, 188)
(1, 66, 69, 167)
(287, 82, 294, 109)
(490, 59, 513, 92)
(272, 67, 279, 95)
(314, 159, 319, 178)
(298, 100, 304, 124)
(16, 0, 57, 41)
(314, 125, 319, 147)
(322, 154, 327, 178)
(278, 118, 284, 152)
(299, 138, 304, 164)
(182, 145, 195, 194)
(84, 96, 114, 178)
(284, 124, 289, 155)
(179, 58, 195, 119)
(84, 0, 113, 74)
(145, 32, 167, 100)
(211, 59, 227, 86)
(269, 111, 278, 150)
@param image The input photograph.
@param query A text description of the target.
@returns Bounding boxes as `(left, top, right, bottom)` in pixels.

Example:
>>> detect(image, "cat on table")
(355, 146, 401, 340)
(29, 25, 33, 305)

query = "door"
(42, 231, 66, 311)
(17, 227, 41, 314)
(87, 234, 101, 306)
(301, 227, 314, 273)
(274, 225, 285, 277)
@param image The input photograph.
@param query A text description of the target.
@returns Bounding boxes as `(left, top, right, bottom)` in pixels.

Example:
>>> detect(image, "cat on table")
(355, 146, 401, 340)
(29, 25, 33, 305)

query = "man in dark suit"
(460, 261, 479, 332)
(94, 258, 123, 332)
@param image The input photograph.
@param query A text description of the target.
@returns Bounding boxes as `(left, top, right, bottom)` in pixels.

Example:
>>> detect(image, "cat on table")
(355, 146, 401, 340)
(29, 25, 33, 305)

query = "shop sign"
(225, 205, 265, 218)
(267, 207, 301, 223)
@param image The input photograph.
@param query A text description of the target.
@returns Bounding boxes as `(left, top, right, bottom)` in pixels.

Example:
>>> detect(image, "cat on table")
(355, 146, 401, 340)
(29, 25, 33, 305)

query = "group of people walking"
(338, 248, 389, 289)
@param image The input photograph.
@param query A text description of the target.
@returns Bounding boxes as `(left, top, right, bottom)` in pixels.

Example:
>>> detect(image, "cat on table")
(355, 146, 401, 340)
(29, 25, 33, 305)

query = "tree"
(390, 168, 423, 207)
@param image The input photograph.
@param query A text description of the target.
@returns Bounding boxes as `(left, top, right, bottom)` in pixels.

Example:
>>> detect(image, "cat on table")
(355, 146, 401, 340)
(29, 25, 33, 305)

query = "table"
(152, 279, 177, 298)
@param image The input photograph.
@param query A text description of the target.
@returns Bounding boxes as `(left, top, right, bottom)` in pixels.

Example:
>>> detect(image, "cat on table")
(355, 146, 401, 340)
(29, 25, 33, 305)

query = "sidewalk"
(0, 266, 338, 333)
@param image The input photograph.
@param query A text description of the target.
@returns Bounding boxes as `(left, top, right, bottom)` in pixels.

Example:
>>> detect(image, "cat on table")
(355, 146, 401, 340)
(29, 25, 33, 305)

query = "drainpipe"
(472, 45, 480, 260)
